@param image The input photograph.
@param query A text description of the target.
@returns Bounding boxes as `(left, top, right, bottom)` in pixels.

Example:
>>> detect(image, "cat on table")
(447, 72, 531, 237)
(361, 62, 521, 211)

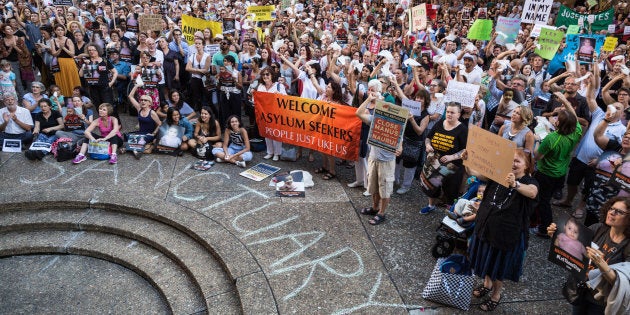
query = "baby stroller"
(430, 177, 483, 258)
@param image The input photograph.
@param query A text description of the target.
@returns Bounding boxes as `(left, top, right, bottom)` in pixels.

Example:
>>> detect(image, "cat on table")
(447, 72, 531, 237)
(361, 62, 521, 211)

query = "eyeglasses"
(609, 207, 629, 216)
(511, 82, 524, 86)
(619, 93, 629, 97)
(221, 42, 228, 46)
(271, 65, 278, 69)
(262, 73, 271, 76)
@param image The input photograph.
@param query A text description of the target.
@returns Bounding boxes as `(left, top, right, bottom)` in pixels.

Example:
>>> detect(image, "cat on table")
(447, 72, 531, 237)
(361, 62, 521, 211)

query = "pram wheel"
(431, 239, 455, 258)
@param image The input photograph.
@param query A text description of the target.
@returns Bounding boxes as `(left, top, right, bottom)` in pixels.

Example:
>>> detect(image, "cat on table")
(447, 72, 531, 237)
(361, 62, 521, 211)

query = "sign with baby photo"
(548, 214, 593, 278)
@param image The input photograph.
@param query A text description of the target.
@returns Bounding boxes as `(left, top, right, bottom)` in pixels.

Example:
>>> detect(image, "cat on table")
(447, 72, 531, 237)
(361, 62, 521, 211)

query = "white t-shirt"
(0, 106, 33, 134)
(298, 70, 326, 100)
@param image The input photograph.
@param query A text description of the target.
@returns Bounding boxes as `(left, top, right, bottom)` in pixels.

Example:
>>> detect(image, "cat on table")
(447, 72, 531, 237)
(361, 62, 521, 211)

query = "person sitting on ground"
(55, 104, 89, 142)
(127, 84, 161, 157)
(158, 107, 193, 154)
(72, 103, 123, 165)
(212, 115, 252, 168)
(188, 106, 222, 160)
(0, 94, 34, 146)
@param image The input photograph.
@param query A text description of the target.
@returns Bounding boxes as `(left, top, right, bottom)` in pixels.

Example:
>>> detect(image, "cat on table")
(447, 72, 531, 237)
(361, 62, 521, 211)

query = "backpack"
(56, 140, 78, 162)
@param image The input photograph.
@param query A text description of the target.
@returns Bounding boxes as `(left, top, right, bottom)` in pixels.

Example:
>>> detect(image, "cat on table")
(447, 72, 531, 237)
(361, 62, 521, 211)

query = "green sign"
(535, 28, 565, 60)
(555, 6, 613, 32)
(467, 19, 493, 41)
(567, 25, 580, 34)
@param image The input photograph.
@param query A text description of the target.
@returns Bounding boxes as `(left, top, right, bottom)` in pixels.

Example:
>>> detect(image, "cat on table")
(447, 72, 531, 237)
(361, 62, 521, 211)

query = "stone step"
(0, 207, 238, 309)
(0, 229, 206, 314)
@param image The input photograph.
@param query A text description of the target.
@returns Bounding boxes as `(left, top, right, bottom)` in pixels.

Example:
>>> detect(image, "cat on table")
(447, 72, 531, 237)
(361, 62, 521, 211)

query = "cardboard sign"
(2, 139, 21, 152)
(401, 99, 422, 117)
(254, 92, 362, 160)
(602, 37, 618, 52)
(463, 125, 515, 187)
(564, 34, 606, 64)
(443, 81, 480, 108)
(520, 0, 553, 25)
(548, 214, 593, 278)
(467, 19, 493, 41)
(495, 16, 521, 45)
(411, 4, 427, 32)
(535, 28, 565, 60)
(566, 25, 580, 34)
(181, 15, 222, 44)
(556, 6, 614, 31)
(367, 101, 409, 154)
(531, 24, 557, 38)
(247, 5, 276, 21)
(138, 14, 162, 34)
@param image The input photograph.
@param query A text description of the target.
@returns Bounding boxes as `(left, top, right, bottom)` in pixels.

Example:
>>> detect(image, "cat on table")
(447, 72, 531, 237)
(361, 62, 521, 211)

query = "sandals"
(479, 295, 502, 312)
(473, 285, 492, 298)
(322, 172, 336, 180)
(369, 214, 386, 225)
(314, 167, 327, 174)
(360, 207, 378, 215)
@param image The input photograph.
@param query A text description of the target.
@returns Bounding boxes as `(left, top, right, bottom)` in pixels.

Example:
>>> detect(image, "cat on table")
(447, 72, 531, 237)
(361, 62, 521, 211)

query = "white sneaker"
(396, 186, 410, 194)
(272, 155, 279, 161)
(236, 161, 246, 168)
(347, 181, 363, 188)
(215, 158, 223, 163)
(363, 190, 372, 196)
(263, 154, 273, 159)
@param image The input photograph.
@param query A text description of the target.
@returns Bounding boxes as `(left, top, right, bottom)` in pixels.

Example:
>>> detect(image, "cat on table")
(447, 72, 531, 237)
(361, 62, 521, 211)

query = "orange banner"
(253, 92, 362, 160)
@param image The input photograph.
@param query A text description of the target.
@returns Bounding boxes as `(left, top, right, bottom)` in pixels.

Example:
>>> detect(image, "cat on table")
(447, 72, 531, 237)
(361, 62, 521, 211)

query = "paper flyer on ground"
(367, 100, 408, 153)
(240, 163, 281, 181)
(548, 214, 593, 278)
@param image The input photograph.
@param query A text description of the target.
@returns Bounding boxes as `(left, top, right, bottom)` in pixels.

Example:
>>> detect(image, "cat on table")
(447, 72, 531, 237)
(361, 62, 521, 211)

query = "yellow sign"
(247, 5, 276, 21)
(181, 14, 222, 44)
(602, 36, 618, 52)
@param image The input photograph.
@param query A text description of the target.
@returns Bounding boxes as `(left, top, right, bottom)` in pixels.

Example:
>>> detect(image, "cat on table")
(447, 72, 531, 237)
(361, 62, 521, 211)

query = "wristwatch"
(515, 181, 521, 189)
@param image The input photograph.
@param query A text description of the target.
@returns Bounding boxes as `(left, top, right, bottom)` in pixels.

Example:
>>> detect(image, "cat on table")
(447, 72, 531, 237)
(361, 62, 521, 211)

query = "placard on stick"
(139, 14, 163, 34)
(367, 101, 409, 153)
(463, 125, 515, 187)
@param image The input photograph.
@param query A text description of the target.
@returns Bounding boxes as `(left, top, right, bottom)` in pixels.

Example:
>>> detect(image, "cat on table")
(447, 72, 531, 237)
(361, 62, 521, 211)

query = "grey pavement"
(0, 113, 574, 314)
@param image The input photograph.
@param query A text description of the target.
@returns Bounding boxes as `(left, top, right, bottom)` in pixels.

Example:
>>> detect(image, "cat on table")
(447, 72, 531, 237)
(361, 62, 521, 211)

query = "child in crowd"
(212, 115, 252, 168)
(448, 183, 486, 228)
(0, 60, 16, 99)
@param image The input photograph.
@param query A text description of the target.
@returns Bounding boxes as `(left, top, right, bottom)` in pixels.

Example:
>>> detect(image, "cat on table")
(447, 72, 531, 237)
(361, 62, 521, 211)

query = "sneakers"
(236, 161, 246, 168)
(72, 154, 87, 164)
(263, 154, 273, 159)
(215, 158, 223, 163)
(272, 155, 279, 161)
(347, 181, 363, 188)
(420, 205, 436, 215)
(396, 186, 410, 194)
(362, 190, 371, 196)
(109, 153, 118, 164)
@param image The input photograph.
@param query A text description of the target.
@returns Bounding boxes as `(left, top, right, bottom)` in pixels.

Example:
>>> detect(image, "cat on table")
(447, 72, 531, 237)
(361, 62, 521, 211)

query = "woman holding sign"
(464, 148, 539, 311)
(547, 197, 630, 314)
(420, 102, 468, 214)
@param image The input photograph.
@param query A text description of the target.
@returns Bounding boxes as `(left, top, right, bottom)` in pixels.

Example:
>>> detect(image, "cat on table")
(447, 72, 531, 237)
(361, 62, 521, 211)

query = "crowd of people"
(0, 0, 629, 312)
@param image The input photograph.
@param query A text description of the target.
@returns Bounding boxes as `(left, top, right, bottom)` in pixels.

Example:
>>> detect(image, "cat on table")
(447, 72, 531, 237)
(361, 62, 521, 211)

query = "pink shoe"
(109, 154, 118, 164)
(72, 154, 87, 164)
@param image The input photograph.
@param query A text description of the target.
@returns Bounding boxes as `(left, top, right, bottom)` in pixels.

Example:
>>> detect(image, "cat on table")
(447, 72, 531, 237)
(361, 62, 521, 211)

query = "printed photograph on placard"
(548, 214, 593, 278)
(577, 36, 596, 63)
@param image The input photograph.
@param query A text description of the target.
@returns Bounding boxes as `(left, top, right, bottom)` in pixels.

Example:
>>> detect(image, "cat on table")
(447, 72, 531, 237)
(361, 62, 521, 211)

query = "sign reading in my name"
(520, 0, 553, 25)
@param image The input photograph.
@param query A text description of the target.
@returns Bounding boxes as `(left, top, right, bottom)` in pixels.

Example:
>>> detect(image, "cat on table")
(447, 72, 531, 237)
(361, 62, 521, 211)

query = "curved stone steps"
(0, 229, 204, 314)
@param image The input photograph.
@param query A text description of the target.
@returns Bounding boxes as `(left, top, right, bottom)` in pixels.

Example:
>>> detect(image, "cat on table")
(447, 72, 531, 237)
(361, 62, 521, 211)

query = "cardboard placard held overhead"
(464, 125, 515, 187)
(443, 81, 480, 108)
(520, 0, 553, 25)
(139, 14, 163, 34)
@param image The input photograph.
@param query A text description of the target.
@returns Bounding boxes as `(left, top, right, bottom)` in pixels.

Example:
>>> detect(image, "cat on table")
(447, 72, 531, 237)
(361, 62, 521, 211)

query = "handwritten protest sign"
(608, 24, 616, 34)
(602, 37, 618, 52)
(564, 34, 606, 64)
(496, 16, 520, 45)
(548, 214, 593, 278)
(556, 6, 613, 31)
(254, 92, 362, 160)
(531, 24, 556, 38)
(181, 15, 222, 44)
(443, 81, 480, 108)
(521, 0, 553, 25)
(247, 5, 276, 21)
(535, 28, 565, 60)
(139, 14, 162, 34)
(411, 4, 427, 32)
(367, 101, 409, 153)
(467, 19, 493, 41)
(464, 125, 515, 187)
(402, 99, 422, 117)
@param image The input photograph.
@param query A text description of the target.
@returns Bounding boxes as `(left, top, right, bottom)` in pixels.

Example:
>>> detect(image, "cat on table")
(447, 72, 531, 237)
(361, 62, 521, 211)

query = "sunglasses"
(262, 73, 271, 76)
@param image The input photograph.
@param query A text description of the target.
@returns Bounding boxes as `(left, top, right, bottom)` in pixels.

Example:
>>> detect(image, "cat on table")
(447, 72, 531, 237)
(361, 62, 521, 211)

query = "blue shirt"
(169, 41, 189, 64)
(110, 59, 131, 80)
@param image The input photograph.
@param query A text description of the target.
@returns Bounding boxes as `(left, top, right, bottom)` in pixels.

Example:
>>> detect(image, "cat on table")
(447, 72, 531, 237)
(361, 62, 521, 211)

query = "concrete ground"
(0, 113, 575, 314)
